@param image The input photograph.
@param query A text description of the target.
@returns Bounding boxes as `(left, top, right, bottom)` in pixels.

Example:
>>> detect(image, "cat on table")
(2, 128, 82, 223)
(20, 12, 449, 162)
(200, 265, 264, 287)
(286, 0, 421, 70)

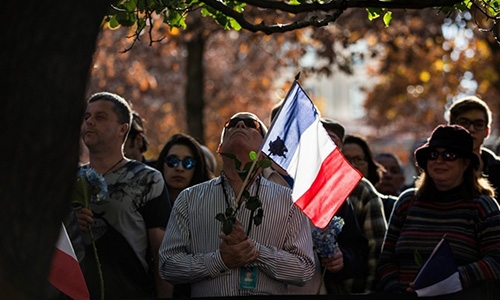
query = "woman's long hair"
(415, 162, 495, 199)
(154, 133, 213, 187)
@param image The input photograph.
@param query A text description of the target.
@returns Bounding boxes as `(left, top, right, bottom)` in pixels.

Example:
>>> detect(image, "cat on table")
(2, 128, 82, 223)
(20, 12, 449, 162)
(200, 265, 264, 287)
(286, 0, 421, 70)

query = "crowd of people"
(50, 92, 500, 299)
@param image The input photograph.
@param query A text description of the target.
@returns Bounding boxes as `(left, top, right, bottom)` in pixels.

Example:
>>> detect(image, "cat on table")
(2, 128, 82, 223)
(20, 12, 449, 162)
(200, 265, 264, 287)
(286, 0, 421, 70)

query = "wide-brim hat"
(415, 124, 479, 170)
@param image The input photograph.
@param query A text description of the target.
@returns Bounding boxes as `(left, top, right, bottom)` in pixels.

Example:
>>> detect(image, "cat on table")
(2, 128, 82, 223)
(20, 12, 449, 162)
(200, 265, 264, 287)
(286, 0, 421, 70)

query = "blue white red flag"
(49, 224, 90, 300)
(261, 81, 362, 228)
(414, 236, 463, 297)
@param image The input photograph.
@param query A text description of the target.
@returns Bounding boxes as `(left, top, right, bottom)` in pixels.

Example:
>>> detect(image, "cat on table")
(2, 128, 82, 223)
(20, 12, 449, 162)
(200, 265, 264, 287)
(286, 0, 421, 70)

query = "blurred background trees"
(88, 6, 500, 169)
(3, 0, 500, 298)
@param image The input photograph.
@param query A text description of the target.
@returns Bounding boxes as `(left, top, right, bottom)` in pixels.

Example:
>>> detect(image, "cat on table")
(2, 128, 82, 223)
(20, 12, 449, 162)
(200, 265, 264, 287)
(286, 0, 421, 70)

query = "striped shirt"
(159, 174, 315, 297)
(376, 186, 500, 294)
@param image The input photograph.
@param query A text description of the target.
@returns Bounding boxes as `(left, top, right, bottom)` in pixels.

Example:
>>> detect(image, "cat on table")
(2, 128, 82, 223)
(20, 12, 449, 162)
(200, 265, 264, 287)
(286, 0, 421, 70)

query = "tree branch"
(202, 0, 347, 34)
(229, 0, 464, 13)
(200, 0, 465, 33)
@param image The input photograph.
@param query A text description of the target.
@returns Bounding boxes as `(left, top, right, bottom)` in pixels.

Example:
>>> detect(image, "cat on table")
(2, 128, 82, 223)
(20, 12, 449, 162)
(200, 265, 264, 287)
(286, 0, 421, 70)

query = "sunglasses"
(224, 117, 261, 132)
(428, 150, 459, 162)
(164, 155, 197, 170)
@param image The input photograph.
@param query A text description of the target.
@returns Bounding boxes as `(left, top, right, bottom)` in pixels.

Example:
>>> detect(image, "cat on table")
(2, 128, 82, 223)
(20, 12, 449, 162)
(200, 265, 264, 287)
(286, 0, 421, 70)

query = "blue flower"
(312, 216, 344, 258)
(73, 167, 108, 208)
(78, 168, 107, 203)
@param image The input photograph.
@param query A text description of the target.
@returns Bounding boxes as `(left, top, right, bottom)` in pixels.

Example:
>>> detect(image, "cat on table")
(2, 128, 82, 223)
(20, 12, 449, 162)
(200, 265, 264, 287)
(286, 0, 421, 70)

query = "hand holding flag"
(413, 236, 463, 297)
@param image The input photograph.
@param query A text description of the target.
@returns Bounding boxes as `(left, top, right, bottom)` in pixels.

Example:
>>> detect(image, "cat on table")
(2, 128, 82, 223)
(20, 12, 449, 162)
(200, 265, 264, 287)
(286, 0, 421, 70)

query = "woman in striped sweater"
(376, 125, 500, 297)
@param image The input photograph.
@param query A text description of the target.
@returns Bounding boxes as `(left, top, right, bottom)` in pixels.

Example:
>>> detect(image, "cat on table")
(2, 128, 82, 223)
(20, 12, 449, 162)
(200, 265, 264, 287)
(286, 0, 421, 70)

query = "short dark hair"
(270, 100, 284, 122)
(375, 152, 403, 172)
(321, 118, 345, 142)
(88, 92, 132, 130)
(446, 96, 492, 127)
(129, 111, 149, 153)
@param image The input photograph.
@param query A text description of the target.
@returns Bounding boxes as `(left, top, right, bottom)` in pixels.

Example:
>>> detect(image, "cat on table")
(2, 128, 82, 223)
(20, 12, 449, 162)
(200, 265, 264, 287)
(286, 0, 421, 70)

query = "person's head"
(375, 153, 405, 196)
(321, 118, 345, 148)
(155, 133, 211, 199)
(414, 125, 493, 197)
(200, 144, 218, 175)
(446, 96, 492, 152)
(270, 100, 284, 122)
(124, 111, 149, 161)
(218, 112, 267, 160)
(82, 92, 132, 151)
(343, 134, 382, 185)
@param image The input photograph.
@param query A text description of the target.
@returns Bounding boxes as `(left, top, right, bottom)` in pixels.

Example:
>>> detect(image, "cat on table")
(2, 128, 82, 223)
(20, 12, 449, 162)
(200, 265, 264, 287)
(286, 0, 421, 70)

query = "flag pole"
(258, 74, 301, 151)
(235, 73, 301, 207)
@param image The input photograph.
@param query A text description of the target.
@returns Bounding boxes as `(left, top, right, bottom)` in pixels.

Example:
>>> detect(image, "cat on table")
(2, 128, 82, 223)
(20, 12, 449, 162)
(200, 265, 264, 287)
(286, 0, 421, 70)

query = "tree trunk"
(0, 1, 109, 298)
(185, 16, 206, 144)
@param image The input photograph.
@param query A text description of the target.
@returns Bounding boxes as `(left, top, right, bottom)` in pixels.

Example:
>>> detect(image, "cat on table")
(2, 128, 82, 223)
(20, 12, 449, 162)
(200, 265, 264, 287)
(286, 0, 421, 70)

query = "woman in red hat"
(376, 125, 500, 298)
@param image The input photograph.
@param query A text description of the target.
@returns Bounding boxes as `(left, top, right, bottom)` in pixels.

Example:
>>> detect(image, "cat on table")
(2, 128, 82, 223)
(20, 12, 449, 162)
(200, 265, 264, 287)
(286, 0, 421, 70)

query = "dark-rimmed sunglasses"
(224, 117, 261, 132)
(164, 155, 197, 170)
(428, 150, 459, 162)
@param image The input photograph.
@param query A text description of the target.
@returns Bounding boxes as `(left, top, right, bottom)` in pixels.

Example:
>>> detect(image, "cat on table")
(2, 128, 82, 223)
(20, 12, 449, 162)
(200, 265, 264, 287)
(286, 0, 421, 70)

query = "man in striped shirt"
(158, 112, 315, 296)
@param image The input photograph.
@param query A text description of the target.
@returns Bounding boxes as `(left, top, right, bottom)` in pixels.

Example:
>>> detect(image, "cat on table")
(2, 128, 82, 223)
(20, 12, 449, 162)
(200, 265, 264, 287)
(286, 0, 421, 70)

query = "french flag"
(49, 224, 90, 300)
(261, 81, 362, 228)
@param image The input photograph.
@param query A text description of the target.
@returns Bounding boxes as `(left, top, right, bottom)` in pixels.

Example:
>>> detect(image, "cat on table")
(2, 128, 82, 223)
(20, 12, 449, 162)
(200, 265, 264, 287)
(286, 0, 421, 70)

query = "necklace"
(103, 157, 125, 175)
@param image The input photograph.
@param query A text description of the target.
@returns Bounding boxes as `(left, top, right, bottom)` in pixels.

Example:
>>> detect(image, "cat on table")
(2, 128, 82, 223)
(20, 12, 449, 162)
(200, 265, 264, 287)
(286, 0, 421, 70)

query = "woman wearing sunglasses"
(376, 125, 500, 297)
(155, 133, 213, 205)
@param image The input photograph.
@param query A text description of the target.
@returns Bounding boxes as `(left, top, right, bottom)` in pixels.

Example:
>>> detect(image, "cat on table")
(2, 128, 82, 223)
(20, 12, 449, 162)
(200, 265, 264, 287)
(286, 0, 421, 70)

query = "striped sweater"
(376, 185, 500, 294)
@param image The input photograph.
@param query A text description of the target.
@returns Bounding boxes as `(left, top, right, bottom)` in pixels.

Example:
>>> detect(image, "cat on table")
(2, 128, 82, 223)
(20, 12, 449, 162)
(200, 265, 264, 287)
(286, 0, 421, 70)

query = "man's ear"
(119, 123, 129, 140)
(486, 126, 491, 138)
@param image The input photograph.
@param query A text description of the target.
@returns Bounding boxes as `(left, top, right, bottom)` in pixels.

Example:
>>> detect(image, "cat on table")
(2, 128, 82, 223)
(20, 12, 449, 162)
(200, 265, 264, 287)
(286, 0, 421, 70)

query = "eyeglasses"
(346, 155, 367, 165)
(455, 118, 487, 130)
(224, 117, 261, 132)
(428, 150, 459, 162)
(164, 155, 197, 170)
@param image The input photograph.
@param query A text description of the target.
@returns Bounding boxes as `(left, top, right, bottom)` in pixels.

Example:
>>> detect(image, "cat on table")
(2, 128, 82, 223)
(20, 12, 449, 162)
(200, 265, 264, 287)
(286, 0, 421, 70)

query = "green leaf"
(108, 15, 121, 29)
(245, 195, 261, 211)
(259, 158, 272, 169)
(366, 8, 382, 21)
(249, 151, 257, 161)
(383, 11, 392, 27)
(253, 209, 264, 226)
(242, 189, 250, 199)
(215, 213, 226, 222)
(242, 161, 253, 172)
(414, 249, 422, 267)
(136, 0, 146, 11)
(225, 207, 234, 217)
(223, 219, 234, 235)
(220, 152, 242, 170)
(166, 10, 186, 29)
(72, 176, 91, 208)
(237, 170, 249, 181)
(228, 18, 242, 31)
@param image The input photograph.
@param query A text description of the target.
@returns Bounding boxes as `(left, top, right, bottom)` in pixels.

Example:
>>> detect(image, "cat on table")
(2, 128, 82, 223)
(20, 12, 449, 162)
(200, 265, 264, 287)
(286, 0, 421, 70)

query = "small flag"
(49, 224, 90, 300)
(414, 236, 463, 297)
(261, 81, 362, 228)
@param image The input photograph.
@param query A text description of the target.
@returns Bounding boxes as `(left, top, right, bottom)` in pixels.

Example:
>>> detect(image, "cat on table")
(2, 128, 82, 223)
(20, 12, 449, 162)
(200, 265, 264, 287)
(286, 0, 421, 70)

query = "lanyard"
(220, 172, 261, 214)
